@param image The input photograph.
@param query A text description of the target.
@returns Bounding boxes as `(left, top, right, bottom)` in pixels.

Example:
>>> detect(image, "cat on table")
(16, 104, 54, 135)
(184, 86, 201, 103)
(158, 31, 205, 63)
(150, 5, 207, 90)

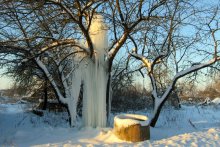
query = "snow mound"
(114, 114, 149, 127)
(212, 97, 220, 105)
(208, 128, 217, 134)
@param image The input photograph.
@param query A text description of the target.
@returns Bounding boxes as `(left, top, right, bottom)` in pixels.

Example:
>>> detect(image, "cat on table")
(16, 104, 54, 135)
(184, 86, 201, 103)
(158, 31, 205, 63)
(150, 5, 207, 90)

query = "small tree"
(129, 0, 220, 126)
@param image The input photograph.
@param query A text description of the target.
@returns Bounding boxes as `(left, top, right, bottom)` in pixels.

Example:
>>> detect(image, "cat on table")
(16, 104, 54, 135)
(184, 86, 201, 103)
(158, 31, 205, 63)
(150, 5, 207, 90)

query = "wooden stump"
(113, 114, 150, 142)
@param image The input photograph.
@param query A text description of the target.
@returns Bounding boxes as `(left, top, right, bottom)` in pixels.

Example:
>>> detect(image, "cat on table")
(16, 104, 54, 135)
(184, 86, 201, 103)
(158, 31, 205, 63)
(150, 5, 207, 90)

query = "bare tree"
(129, 0, 220, 126)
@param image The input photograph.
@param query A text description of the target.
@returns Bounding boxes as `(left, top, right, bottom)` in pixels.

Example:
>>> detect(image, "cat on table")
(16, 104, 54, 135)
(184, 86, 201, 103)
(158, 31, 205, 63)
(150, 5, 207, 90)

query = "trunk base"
(113, 114, 150, 142)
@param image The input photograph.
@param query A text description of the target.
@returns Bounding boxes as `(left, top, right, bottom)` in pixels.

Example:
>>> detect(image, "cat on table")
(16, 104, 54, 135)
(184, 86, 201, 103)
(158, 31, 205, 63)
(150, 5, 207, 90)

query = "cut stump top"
(113, 114, 150, 142)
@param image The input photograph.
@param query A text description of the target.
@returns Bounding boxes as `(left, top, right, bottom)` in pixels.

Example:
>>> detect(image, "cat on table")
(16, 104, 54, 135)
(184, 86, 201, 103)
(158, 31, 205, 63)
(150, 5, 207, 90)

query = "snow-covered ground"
(0, 97, 220, 146)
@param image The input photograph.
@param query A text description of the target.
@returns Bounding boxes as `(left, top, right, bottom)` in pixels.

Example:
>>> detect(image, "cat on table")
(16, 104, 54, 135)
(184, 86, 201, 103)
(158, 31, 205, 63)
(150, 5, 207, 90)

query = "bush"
(111, 85, 153, 112)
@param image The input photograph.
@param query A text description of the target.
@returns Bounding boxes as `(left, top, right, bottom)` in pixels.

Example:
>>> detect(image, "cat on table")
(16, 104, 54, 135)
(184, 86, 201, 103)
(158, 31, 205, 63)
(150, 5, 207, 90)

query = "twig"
(188, 119, 197, 129)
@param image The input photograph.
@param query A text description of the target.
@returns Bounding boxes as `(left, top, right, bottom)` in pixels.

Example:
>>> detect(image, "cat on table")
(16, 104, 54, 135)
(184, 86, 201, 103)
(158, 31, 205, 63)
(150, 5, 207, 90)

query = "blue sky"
(0, 0, 219, 90)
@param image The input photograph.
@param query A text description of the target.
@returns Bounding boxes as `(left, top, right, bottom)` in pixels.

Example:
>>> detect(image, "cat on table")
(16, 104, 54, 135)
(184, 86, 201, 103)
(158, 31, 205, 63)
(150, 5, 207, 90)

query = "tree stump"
(113, 114, 150, 142)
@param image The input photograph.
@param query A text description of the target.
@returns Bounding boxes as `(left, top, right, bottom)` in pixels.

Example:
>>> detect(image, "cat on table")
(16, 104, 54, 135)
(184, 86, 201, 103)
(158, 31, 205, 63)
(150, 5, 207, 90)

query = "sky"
(0, 76, 13, 89)
(0, 68, 13, 89)
(0, 0, 219, 90)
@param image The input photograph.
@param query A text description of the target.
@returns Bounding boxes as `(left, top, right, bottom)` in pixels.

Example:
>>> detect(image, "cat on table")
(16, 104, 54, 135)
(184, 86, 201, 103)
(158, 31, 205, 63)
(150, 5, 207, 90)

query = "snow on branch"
(129, 52, 152, 71)
(108, 33, 129, 60)
(35, 57, 68, 104)
(157, 57, 220, 105)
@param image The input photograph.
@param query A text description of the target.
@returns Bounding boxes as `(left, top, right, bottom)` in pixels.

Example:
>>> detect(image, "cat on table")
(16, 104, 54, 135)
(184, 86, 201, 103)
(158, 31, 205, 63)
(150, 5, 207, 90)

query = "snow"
(0, 98, 220, 146)
(212, 97, 220, 104)
(114, 114, 149, 127)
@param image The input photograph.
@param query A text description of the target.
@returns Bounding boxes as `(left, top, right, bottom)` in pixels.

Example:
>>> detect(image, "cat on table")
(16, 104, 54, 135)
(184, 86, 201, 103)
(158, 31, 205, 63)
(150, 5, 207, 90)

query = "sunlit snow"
(1, 97, 220, 146)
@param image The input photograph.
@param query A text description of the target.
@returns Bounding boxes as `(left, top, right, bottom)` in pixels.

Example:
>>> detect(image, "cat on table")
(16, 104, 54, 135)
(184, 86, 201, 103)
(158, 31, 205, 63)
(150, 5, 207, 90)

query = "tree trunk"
(114, 124, 150, 142)
(106, 62, 112, 125)
(106, 74, 111, 122)
(150, 102, 163, 127)
(150, 88, 173, 127)
(42, 80, 48, 110)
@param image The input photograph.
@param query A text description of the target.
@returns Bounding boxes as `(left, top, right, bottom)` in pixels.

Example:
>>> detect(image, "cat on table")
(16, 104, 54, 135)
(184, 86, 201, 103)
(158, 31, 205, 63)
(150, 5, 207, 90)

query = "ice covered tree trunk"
(71, 15, 109, 127)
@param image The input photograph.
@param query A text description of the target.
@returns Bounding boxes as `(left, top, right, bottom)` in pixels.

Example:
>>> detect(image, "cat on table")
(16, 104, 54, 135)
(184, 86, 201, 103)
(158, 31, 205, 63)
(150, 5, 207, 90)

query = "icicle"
(82, 14, 108, 127)
(71, 14, 109, 128)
